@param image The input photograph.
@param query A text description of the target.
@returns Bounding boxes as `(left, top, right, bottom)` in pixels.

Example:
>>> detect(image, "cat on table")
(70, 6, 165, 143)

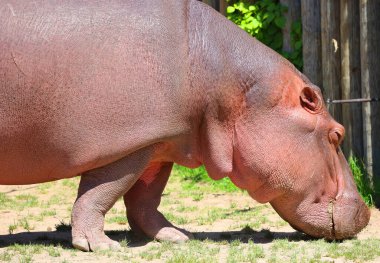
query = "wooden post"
(201, 0, 219, 11)
(280, 0, 301, 53)
(321, 0, 342, 124)
(340, 0, 363, 158)
(219, 0, 227, 15)
(301, 0, 322, 87)
(360, 0, 380, 201)
(201, 0, 227, 14)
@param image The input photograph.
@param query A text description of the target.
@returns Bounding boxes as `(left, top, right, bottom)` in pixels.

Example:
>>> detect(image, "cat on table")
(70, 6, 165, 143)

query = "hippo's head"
(202, 63, 370, 239)
(197, 41, 369, 241)
(227, 65, 371, 239)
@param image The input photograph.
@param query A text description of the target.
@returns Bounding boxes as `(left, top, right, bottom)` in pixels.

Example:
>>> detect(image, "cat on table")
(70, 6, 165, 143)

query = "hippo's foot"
(71, 148, 153, 251)
(124, 162, 193, 243)
(72, 231, 121, 252)
(127, 210, 193, 243)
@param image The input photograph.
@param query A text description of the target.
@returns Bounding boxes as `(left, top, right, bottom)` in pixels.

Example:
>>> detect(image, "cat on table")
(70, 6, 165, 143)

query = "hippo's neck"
(187, 1, 251, 178)
(187, 0, 295, 182)
(187, 0, 288, 115)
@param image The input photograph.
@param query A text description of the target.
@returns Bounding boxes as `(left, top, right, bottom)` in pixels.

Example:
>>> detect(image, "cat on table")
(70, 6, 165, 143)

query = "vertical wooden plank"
(370, 1, 380, 199)
(360, 0, 380, 201)
(360, 0, 373, 190)
(321, 0, 342, 123)
(340, 0, 363, 158)
(201, 0, 219, 11)
(202, 0, 227, 15)
(280, 0, 301, 53)
(301, 0, 322, 87)
(219, 0, 227, 16)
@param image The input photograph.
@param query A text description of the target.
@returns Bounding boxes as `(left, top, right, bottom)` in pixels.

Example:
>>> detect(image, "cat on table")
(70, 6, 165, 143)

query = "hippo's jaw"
(331, 197, 371, 239)
(270, 149, 370, 240)
(287, 196, 370, 240)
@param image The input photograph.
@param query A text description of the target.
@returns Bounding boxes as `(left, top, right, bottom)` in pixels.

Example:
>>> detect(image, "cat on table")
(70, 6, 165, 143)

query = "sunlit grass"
(349, 156, 375, 206)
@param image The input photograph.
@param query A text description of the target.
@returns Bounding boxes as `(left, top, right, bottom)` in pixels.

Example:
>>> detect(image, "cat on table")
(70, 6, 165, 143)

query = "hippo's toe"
(72, 233, 121, 252)
(72, 237, 90, 252)
(155, 227, 193, 243)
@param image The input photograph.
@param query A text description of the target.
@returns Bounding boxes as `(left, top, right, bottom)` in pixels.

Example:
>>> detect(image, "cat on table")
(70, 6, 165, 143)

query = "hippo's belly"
(0, 88, 188, 185)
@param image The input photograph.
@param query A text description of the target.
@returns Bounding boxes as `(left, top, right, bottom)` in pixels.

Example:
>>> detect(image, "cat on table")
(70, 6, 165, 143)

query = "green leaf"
(268, 3, 276, 12)
(227, 0, 302, 69)
(251, 18, 260, 29)
(226, 6, 235, 14)
(295, 40, 302, 50)
(274, 16, 286, 28)
(265, 13, 275, 23)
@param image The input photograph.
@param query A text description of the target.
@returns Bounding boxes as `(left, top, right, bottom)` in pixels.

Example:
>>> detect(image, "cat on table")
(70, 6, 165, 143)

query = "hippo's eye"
(300, 87, 322, 113)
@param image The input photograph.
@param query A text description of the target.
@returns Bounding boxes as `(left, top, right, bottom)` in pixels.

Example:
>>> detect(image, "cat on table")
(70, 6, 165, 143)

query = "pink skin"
(124, 162, 193, 242)
(0, 0, 369, 251)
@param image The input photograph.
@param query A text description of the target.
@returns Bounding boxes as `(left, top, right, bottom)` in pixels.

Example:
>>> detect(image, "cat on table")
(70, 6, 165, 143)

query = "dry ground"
(0, 173, 379, 263)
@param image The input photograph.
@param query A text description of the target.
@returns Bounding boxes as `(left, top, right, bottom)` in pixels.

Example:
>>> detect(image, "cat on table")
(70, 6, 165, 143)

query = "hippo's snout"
(329, 150, 371, 239)
(332, 196, 370, 240)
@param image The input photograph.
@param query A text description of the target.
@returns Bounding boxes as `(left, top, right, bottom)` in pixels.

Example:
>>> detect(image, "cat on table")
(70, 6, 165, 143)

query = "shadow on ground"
(192, 227, 316, 244)
(0, 227, 316, 249)
(0, 230, 137, 249)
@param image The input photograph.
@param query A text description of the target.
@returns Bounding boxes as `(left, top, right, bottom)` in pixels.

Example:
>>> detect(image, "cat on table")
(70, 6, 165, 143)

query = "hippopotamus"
(0, 0, 370, 251)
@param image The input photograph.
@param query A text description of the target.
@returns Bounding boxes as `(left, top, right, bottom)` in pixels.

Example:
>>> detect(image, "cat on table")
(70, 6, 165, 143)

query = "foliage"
(227, 0, 286, 52)
(349, 156, 374, 206)
(282, 20, 303, 70)
(226, 0, 303, 70)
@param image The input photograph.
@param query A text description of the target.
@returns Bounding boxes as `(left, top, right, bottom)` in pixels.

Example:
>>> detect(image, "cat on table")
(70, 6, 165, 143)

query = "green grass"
(18, 217, 33, 231)
(8, 222, 17, 234)
(0, 165, 379, 262)
(163, 212, 189, 225)
(2, 244, 63, 262)
(171, 164, 239, 193)
(227, 239, 265, 263)
(106, 215, 128, 225)
(266, 238, 380, 263)
(349, 157, 375, 206)
(0, 193, 39, 211)
(140, 240, 220, 263)
(2, 238, 379, 263)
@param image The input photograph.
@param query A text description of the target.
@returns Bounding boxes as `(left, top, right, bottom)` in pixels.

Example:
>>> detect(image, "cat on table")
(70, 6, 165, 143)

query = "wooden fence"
(202, 0, 380, 200)
(301, 0, 380, 201)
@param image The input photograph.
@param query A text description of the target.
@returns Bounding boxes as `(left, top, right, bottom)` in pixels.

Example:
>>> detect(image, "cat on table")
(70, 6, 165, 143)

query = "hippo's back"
(0, 0, 191, 184)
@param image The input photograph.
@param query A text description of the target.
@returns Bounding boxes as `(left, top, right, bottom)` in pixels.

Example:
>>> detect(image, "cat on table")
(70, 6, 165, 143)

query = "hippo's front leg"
(71, 147, 152, 252)
(124, 162, 193, 243)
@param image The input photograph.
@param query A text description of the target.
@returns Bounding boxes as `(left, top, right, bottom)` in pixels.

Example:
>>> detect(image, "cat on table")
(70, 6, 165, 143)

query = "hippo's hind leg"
(71, 147, 152, 252)
(124, 162, 193, 243)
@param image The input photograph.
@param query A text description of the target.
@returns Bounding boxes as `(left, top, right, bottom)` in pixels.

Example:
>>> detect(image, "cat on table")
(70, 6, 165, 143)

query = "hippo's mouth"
(328, 200, 336, 239)
(329, 196, 371, 240)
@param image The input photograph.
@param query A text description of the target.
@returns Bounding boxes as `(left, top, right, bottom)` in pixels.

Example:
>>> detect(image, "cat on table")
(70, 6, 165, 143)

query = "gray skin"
(0, 0, 370, 251)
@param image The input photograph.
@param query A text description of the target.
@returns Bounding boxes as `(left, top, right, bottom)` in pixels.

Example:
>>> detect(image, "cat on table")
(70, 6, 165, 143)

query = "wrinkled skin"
(0, 0, 369, 251)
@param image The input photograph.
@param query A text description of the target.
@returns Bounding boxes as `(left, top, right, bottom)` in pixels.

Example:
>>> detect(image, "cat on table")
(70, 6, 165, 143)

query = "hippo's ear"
(300, 87, 322, 113)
